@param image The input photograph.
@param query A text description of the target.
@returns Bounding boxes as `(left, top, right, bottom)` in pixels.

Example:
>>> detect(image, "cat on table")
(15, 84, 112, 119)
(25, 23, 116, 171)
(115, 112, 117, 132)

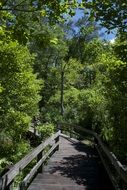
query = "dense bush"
(37, 123, 55, 140)
(0, 28, 41, 168)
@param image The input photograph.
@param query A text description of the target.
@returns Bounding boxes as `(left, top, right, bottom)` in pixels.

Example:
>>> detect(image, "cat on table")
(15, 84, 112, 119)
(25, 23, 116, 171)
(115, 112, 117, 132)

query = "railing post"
(19, 181, 25, 190)
(5, 181, 14, 190)
(0, 178, 2, 190)
(55, 133, 60, 151)
(37, 150, 43, 173)
(34, 125, 36, 135)
(1, 166, 14, 190)
(57, 123, 60, 132)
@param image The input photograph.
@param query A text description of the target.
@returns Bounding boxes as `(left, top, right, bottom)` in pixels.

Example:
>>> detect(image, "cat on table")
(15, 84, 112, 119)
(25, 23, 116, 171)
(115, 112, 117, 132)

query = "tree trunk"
(60, 71, 64, 116)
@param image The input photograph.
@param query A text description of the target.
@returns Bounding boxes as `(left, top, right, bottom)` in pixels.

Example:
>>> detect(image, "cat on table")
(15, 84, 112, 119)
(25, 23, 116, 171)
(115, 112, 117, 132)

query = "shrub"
(37, 123, 55, 140)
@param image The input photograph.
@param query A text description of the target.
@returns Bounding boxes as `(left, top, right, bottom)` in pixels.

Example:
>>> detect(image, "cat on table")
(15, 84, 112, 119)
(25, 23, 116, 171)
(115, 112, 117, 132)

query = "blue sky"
(72, 8, 116, 41)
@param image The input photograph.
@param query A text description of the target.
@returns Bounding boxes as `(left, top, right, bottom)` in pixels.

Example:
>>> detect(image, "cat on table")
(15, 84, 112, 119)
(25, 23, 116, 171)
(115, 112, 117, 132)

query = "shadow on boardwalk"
(47, 138, 114, 190)
(28, 136, 114, 190)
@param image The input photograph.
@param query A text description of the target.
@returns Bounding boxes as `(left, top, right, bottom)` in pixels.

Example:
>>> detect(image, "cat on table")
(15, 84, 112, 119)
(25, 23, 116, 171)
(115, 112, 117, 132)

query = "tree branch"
(2, 0, 9, 6)
(13, 0, 28, 8)
(0, 8, 38, 12)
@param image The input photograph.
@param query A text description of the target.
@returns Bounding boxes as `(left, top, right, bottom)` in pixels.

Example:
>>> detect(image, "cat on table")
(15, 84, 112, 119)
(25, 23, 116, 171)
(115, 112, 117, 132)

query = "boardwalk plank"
(28, 136, 114, 190)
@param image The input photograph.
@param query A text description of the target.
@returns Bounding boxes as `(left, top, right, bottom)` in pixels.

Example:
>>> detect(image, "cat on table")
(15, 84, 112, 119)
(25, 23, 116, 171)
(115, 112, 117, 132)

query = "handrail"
(57, 123, 127, 190)
(0, 130, 61, 190)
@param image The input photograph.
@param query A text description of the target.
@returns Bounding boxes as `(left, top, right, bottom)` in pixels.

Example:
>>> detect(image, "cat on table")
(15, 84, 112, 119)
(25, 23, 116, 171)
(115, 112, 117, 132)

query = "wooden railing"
(57, 123, 127, 190)
(0, 131, 60, 190)
(1, 122, 127, 190)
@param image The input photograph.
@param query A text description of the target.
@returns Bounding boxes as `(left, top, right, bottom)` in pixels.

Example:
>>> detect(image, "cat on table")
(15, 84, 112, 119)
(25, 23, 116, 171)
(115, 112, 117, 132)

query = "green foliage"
(0, 158, 12, 173)
(0, 0, 78, 24)
(10, 141, 31, 162)
(82, 0, 127, 31)
(113, 33, 127, 62)
(67, 17, 100, 64)
(88, 54, 127, 160)
(37, 123, 55, 140)
(0, 0, 127, 169)
(48, 87, 80, 123)
(40, 58, 83, 123)
(0, 29, 41, 163)
(104, 56, 127, 159)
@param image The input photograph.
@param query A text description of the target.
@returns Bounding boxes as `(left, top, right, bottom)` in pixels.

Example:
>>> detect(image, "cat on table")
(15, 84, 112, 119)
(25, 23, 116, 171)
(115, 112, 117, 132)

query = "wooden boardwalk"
(28, 135, 113, 190)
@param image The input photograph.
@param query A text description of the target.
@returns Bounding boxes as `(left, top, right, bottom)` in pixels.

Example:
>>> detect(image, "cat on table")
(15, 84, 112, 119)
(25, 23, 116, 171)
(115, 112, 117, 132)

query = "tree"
(82, 0, 127, 32)
(1, 0, 126, 32)
(44, 58, 83, 123)
(102, 54, 127, 160)
(85, 52, 127, 161)
(113, 32, 127, 62)
(0, 0, 78, 21)
(65, 16, 100, 63)
(0, 27, 41, 160)
(29, 21, 69, 120)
